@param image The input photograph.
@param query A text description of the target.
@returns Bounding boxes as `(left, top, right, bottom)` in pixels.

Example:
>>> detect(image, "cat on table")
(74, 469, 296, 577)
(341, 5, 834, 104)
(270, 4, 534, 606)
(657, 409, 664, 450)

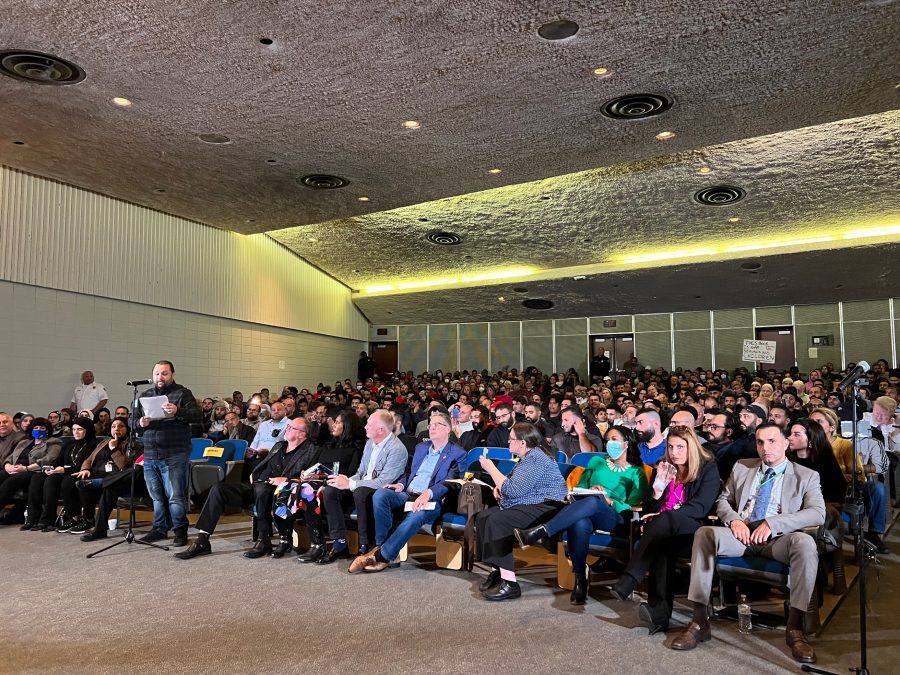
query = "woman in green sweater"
(515, 426, 647, 604)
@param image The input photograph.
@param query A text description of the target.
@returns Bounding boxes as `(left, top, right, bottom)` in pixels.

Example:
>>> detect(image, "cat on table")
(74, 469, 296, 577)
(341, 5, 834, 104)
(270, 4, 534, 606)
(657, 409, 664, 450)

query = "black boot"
(172, 525, 188, 547)
(244, 537, 272, 559)
(271, 538, 293, 558)
(571, 572, 588, 605)
(175, 533, 212, 560)
(513, 524, 548, 549)
(297, 527, 326, 563)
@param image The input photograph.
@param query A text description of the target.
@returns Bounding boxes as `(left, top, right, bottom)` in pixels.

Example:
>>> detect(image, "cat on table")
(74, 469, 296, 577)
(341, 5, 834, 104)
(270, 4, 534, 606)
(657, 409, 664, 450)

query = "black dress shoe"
(175, 536, 212, 560)
(244, 539, 273, 559)
(80, 529, 108, 542)
(271, 540, 293, 558)
(297, 544, 327, 563)
(20, 522, 35, 531)
(865, 531, 889, 554)
(479, 569, 502, 592)
(571, 574, 588, 605)
(172, 527, 188, 547)
(638, 603, 669, 636)
(484, 580, 522, 601)
(315, 546, 351, 565)
(513, 524, 548, 549)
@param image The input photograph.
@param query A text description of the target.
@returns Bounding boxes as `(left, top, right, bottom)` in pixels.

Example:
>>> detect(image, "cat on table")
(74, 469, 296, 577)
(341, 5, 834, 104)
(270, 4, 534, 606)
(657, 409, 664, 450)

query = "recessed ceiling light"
(698, 166, 712, 174)
(308, 237, 317, 242)
(539, 196, 552, 201)
(573, 275, 586, 280)
(259, 37, 274, 45)
(729, 217, 740, 223)
(198, 133, 231, 144)
(111, 96, 132, 107)
(11, 140, 25, 145)
(266, 159, 277, 164)
(488, 168, 502, 174)
(537, 19, 579, 41)
(402, 120, 421, 130)
(655, 131, 675, 140)
(352, 269, 360, 273)
(358, 196, 370, 202)
(592, 67, 609, 77)
(498, 296, 506, 302)
(153, 188, 166, 194)
(418, 217, 430, 222)
(245, 218, 256, 223)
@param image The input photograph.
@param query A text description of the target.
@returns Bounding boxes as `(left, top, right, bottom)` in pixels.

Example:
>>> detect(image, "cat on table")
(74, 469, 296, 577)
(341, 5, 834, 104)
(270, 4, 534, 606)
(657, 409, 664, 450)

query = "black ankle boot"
(174, 533, 212, 560)
(571, 573, 588, 605)
(271, 539, 292, 558)
(244, 537, 272, 559)
(513, 524, 548, 548)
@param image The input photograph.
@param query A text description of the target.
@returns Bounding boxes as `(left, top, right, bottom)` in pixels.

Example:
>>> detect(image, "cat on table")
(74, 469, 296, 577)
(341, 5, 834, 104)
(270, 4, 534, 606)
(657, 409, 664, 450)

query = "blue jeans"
(144, 454, 190, 533)
(543, 496, 623, 574)
(864, 479, 888, 533)
(373, 488, 440, 561)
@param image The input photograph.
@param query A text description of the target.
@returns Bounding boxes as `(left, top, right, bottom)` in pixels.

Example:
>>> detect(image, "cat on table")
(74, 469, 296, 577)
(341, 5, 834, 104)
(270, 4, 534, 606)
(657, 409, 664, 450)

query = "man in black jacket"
(135, 360, 202, 547)
(175, 417, 318, 560)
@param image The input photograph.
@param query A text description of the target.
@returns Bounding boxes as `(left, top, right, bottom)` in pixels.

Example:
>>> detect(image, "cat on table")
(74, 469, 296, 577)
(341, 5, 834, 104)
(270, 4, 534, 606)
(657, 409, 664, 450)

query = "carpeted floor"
(1, 514, 896, 675)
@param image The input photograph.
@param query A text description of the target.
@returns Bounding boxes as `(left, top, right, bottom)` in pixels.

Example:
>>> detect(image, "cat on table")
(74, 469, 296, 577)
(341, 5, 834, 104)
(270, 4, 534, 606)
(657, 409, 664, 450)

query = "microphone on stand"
(837, 361, 870, 392)
(126, 379, 152, 387)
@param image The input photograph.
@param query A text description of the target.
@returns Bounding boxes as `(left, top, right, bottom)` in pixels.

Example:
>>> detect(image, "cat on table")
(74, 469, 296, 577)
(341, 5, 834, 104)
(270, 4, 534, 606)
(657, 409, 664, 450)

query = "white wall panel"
(0, 165, 367, 341)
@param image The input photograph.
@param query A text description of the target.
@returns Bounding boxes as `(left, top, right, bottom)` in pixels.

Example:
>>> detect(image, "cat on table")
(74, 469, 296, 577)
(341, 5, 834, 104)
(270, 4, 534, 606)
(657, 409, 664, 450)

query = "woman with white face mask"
(514, 426, 647, 605)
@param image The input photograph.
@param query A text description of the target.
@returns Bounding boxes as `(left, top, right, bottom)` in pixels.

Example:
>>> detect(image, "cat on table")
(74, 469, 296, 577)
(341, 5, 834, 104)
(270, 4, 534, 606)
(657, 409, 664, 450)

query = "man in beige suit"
(671, 422, 825, 664)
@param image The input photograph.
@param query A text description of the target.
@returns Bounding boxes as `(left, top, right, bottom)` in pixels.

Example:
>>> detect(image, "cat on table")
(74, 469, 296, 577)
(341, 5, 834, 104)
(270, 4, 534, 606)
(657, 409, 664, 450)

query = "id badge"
(104, 461, 114, 473)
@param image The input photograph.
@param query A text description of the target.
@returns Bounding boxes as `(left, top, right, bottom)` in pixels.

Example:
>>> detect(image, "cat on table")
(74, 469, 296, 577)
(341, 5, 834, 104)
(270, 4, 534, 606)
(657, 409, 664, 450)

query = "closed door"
(371, 342, 398, 375)
(755, 328, 796, 369)
(591, 335, 635, 375)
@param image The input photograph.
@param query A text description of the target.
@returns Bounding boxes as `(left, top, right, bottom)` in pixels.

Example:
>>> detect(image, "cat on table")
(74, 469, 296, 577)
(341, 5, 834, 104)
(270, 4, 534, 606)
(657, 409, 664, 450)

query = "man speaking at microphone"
(133, 360, 201, 546)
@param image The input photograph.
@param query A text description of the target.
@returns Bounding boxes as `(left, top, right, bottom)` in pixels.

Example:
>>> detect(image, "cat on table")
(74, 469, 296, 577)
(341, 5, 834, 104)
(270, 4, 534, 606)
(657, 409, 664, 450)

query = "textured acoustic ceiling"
(1, 0, 899, 325)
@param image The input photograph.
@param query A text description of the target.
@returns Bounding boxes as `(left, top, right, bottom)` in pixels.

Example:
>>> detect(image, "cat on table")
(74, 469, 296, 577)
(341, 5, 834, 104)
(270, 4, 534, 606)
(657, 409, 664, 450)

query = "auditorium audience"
(0, 417, 62, 518)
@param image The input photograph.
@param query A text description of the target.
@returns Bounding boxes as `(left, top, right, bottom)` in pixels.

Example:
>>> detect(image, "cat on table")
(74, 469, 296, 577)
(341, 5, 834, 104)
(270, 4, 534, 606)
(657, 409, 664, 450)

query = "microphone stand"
(88, 383, 169, 557)
(802, 379, 870, 675)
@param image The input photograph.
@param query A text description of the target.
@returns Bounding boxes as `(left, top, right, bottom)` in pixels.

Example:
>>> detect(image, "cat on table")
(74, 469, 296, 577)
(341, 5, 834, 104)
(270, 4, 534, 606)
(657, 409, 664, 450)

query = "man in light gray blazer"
(671, 422, 825, 664)
(318, 409, 407, 564)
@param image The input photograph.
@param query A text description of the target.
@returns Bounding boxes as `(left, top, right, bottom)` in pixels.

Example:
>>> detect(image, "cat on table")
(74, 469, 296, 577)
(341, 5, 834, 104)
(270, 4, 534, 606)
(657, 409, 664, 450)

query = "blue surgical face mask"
(31, 428, 48, 440)
(606, 440, 625, 460)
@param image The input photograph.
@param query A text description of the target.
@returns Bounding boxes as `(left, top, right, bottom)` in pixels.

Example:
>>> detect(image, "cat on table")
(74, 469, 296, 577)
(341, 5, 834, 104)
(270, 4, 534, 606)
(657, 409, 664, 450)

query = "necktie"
(750, 468, 776, 522)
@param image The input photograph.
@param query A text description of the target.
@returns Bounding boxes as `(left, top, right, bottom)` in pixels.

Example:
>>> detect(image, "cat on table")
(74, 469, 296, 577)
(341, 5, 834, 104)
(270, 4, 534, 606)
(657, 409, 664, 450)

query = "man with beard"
(767, 403, 792, 432)
(545, 395, 564, 436)
(241, 402, 262, 430)
(222, 411, 256, 444)
(485, 402, 514, 448)
(453, 405, 488, 451)
(552, 408, 602, 460)
(635, 409, 667, 466)
(704, 411, 756, 481)
(205, 401, 229, 440)
(200, 398, 215, 433)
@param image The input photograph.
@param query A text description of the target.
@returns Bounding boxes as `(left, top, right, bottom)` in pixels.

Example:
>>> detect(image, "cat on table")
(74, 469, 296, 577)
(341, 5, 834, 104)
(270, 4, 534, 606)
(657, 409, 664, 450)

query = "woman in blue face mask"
(0, 418, 63, 526)
(514, 426, 647, 605)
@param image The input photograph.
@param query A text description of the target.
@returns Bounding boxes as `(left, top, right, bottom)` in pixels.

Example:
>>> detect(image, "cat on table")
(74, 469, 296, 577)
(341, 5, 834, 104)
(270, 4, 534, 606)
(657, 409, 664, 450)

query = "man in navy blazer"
(349, 411, 466, 573)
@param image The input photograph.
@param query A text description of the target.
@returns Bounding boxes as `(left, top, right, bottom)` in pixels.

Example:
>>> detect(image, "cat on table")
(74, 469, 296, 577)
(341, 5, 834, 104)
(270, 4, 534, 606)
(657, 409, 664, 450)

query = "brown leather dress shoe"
(348, 548, 379, 574)
(364, 557, 400, 573)
(785, 629, 816, 663)
(669, 621, 711, 650)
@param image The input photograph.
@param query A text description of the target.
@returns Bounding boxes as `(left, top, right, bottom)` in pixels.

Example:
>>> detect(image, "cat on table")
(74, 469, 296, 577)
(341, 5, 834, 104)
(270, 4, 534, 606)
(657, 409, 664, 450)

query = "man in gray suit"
(671, 422, 825, 664)
(317, 409, 407, 564)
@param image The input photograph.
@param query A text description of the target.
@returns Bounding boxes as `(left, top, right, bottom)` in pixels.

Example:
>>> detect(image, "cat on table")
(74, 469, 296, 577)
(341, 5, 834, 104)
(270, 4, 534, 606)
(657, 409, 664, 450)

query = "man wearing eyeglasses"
(485, 403, 514, 448)
(348, 411, 466, 573)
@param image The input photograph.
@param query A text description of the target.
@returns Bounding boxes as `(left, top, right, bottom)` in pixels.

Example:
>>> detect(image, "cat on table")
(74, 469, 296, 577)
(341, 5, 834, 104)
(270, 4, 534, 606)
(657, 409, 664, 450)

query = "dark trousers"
(543, 496, 623, 574)
(621, 512, 696, 623)
(322, 486, 376, 546)
(196, 481, 274, 535)
(0, 472, 33, 510)
(26, 472, 67, 525)
(92, 478, 137, 534)
(58, 474, 105, 521)
(475, 502, 560, 571)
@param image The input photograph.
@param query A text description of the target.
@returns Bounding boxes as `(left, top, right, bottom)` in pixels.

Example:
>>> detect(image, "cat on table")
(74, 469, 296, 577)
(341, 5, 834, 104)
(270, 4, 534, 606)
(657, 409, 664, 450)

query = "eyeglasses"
(428, 422, 450, 428)
(702, 423, 725, 430)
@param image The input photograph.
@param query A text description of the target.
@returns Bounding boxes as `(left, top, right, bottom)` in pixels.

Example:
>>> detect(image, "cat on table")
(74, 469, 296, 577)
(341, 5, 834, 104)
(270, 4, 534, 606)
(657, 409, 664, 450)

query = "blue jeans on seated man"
(542, 496, 624, 573)
(144, 454, 190, 534)
(373, 488, 441, 562)
(864, 478, 888, 534)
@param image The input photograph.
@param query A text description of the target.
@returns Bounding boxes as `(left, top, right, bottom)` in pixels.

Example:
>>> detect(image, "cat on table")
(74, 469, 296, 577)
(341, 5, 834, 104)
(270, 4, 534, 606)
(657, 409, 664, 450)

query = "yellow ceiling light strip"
(723, 235, 835, 253)
(843, 224, 900, 239)
(622, 248, 718, 264)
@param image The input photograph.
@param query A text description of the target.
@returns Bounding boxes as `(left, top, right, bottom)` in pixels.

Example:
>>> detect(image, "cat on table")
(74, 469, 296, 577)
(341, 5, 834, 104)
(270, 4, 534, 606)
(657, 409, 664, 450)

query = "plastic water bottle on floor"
(738, 594, 752, 634)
